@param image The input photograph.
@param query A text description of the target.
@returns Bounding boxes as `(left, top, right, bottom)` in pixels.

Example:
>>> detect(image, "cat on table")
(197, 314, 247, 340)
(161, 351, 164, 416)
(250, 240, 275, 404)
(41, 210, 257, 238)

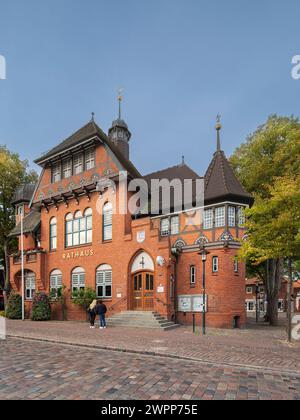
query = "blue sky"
(0, 0, 299, 176)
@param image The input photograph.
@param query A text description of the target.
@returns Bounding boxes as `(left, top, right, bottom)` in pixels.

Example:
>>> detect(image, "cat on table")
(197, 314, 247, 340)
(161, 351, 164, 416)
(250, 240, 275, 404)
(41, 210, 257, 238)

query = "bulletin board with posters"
(178, 295, 207, 313)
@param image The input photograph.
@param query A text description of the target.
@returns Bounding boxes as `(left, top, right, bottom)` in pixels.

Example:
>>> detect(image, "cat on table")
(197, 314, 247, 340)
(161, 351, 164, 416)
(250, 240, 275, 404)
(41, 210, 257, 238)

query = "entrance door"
(133, 272, 154, 311)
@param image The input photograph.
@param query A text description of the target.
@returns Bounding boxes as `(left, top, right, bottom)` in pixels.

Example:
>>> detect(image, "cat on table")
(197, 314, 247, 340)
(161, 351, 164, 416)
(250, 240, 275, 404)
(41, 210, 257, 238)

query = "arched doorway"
(131, 252, 155, 311)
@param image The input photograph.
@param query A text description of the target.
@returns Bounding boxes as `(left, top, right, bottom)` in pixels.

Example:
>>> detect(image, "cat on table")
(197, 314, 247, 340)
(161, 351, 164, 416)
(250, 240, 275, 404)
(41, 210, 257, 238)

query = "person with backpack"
(88, 300, 97, 329)
(96, 300, 107, 329)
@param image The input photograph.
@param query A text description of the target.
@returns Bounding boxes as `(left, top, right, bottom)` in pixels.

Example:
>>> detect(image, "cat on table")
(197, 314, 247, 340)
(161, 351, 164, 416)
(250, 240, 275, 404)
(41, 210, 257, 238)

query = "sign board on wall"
(178, 295, 207, 313)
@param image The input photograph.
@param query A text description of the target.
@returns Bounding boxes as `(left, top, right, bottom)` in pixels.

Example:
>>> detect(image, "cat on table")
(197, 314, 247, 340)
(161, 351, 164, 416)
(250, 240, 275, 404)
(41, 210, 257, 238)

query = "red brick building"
(9, 111, 252, 328)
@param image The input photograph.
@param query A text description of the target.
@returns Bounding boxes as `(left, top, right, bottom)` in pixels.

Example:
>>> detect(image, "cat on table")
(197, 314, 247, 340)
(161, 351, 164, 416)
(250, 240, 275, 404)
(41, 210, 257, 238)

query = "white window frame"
(203, 208, 213, 230)
(96, 265, 112, 299)
(52, 162, 61, 183)
(171, 216, 179, 235)
(103, 203, 113, 241)
(160, 218, 170, 237)
(212, 256, 219, 273)
(50, 217, 57, 251)
(190, 266, 196, 285)
(161, 216, 180, 237)
(85, 148, 95, 171)
(228, 206, 236, 227)
(215, 207, 225, 228)
(50, 270, 62, 298)
(246, 286, 253, 294)
(238, 207, 246, 227)
(72, 268, 85, 293)
(25, 273, 36, 300)
(73, 153, 84, 175)
(246, 300, 255, 312)
(65, 209, 92, 248)
(62, 158, 72, 179)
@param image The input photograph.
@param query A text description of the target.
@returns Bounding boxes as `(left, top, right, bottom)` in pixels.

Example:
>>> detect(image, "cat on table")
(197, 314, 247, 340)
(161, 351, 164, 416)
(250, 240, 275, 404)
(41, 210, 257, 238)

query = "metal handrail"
(109, 296, 127, 311)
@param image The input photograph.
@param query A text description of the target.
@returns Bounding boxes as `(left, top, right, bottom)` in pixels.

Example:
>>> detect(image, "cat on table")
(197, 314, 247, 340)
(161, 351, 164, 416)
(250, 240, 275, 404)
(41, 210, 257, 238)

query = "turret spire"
(216, 114, 222, 152)
(118, 88, 123, 120)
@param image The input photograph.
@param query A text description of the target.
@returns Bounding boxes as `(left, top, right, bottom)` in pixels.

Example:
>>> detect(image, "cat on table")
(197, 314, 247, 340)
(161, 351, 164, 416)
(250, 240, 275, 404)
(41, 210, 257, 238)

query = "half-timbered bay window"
(25, 272, 36, 300)
(65, 209, 93, 248)
(215, 207, 225, 228)
(50, 270, 62, 298)
(160, 215, 180, 237)
(73, 153, 84, 175)
(96, 265, 112, 299)
(62, 158, 72, 179)
(203, 208, 213, 229)
(228, 206, 236, 227)
(103, 203, 113, 241)
(52, 162, 61, 183)
(50, 217, 57, 251)
(72, 267, 85, 293)
(85, 148, 95, 171)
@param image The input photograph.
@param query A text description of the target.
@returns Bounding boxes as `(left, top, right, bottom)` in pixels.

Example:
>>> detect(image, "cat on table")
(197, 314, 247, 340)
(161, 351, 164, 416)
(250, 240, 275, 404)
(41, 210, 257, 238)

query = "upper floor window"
(65, 208, 93, 248)
(96, 264, 112, 298)
(228, 206, 236, 227)
(73, 153, 84, 175)
(85, 148, 95, 171)
(160, 215, 180, 237)
(238, 207, 246, 227)
(215, 207, 225, 228)
(72, 267, 85, 293)
(103, 203, 113, 241)
(246, 286, 253, 294)
(212, 256, 219, 273)
(190, 266, 196, 285)
(52, 162, 61, 183)
(25, 272, 36, 300)
(234, 256, 239, 273)
(50, 270, 62, 298)
(203, 209, 213, 230)
(50, 217, 57, 251)
(63, 158, 72, 179)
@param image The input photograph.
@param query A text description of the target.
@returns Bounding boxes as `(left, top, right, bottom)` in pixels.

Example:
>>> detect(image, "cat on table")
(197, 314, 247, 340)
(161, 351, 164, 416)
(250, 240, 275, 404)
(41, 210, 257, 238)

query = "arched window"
(50, 217, 57, 251)
(65, 209, 93, 248)
(96, 265, 112, 298)
(72, 267, 85, 293)
(50, 269, 62, 298)
(103, 203, 113, 241)
(25, 271, 36, 300)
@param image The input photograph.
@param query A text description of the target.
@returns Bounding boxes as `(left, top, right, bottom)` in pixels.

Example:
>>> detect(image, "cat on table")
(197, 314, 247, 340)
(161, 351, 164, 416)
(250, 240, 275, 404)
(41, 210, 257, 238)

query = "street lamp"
(198, 247, 210, 336)
(20, 206, 25, 321)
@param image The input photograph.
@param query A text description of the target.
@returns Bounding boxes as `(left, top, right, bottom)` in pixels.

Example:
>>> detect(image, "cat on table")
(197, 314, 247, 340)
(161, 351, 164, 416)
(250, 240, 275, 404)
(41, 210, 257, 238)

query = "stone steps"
(107, 311, 180, 331)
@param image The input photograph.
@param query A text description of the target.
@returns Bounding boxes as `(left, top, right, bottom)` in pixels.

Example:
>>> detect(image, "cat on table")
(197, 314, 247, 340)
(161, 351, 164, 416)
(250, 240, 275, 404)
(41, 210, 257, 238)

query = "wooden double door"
(132, 272, 154, 311)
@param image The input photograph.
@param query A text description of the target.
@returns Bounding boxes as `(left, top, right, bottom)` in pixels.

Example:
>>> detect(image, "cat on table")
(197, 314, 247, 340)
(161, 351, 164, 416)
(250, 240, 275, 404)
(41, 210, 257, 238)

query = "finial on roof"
(181, 155, 185, 165)
(118, 88, 124, 119)
(91, 112, 95, 122)
(216, 114, 222, 151)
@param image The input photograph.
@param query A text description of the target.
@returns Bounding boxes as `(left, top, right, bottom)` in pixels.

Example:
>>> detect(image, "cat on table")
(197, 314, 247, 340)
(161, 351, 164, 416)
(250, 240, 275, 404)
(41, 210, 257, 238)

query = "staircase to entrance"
(107, 311, 180, 331)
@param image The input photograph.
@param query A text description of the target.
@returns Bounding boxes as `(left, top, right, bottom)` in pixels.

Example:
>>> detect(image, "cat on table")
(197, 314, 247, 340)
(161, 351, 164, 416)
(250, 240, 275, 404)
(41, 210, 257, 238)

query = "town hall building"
(9, 104, 253, 329)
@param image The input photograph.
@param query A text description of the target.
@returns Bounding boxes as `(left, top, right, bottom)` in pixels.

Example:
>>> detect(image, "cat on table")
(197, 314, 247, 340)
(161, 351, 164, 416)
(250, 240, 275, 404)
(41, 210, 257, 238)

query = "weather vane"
(216, 114, 222, 129)
(118, 88, 124, 119)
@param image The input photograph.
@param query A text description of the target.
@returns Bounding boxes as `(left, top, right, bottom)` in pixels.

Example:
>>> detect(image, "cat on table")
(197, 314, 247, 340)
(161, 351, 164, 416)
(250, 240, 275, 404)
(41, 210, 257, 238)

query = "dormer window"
(85, 148, 95, 171)
(52, 162, 61, 183)
(62, 158, 72, 179)
(73, 153, 83, 175)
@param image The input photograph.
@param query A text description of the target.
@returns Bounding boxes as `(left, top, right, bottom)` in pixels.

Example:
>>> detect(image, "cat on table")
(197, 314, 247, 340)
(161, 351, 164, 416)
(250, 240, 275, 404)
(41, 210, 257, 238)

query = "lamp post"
(20, 207, 25, 321)
(198, 247, 210, 336)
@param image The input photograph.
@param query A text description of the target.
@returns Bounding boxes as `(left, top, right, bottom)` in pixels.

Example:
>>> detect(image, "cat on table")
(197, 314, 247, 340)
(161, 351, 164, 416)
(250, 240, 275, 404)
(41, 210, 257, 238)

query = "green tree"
(72, 288, 96, 316)
(231, 115, 300, 326)
(0, 146, 38, 304)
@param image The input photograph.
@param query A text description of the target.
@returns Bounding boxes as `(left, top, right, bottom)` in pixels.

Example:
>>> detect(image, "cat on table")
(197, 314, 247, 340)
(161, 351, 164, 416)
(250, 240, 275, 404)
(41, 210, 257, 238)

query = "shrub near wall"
(5, 293, 22, 319)
(31, 292, 51, 321)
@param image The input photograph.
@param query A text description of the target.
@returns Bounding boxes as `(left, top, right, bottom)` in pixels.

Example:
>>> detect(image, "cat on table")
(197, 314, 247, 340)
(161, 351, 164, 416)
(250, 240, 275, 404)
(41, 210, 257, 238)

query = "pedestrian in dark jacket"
(96, 300, 107, 329)
(88, 300, 97, 329)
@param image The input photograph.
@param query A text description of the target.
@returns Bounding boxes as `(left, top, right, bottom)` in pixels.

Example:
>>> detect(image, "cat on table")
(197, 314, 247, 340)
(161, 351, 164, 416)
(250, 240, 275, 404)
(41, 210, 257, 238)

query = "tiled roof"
(34, 121, 141, 179)
(205, 150, 253, 205)
(9, 211, 41, 237)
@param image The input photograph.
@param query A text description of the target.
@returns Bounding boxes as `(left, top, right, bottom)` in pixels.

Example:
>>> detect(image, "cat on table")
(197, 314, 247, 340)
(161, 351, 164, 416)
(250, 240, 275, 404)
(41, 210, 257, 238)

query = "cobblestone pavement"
(6, 319, 300, 374)
(0, 338, 299, 400)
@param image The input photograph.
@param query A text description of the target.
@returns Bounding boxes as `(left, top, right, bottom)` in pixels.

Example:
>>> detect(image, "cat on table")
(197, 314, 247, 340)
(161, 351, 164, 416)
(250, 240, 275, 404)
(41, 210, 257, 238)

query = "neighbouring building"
(245, 278, 300, 315)
(8, 107, 253, 328)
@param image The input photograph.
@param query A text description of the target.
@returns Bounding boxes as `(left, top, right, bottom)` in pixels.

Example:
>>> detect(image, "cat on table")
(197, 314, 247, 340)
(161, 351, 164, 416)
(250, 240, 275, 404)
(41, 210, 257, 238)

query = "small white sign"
(117, 294, 122, 299)
(157, 286, 164, 294)
(137, 231, 146, 244)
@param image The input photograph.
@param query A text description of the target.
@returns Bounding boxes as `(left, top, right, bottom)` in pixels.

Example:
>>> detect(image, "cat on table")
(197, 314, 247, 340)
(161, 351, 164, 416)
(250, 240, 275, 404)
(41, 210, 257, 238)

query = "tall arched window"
(50, 269, 62, 298)
(50, 217, 57, 251)
(96, 264, 112, 298)
(72, 267, 85, 293)
(25, 271, 36, 300)
(65, 209, 93, 248)
(103, 203, 113, 241)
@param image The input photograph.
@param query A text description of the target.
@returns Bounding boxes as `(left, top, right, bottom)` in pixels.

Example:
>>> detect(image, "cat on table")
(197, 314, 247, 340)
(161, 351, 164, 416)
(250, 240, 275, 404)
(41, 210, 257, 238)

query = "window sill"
(65, 243, 93, 250)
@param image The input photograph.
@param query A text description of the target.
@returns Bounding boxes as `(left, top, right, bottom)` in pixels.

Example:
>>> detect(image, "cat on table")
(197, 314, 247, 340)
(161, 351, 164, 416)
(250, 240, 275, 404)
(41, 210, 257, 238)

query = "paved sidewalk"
(6, 319, 300, 375)
(1, 338, 300, 400)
